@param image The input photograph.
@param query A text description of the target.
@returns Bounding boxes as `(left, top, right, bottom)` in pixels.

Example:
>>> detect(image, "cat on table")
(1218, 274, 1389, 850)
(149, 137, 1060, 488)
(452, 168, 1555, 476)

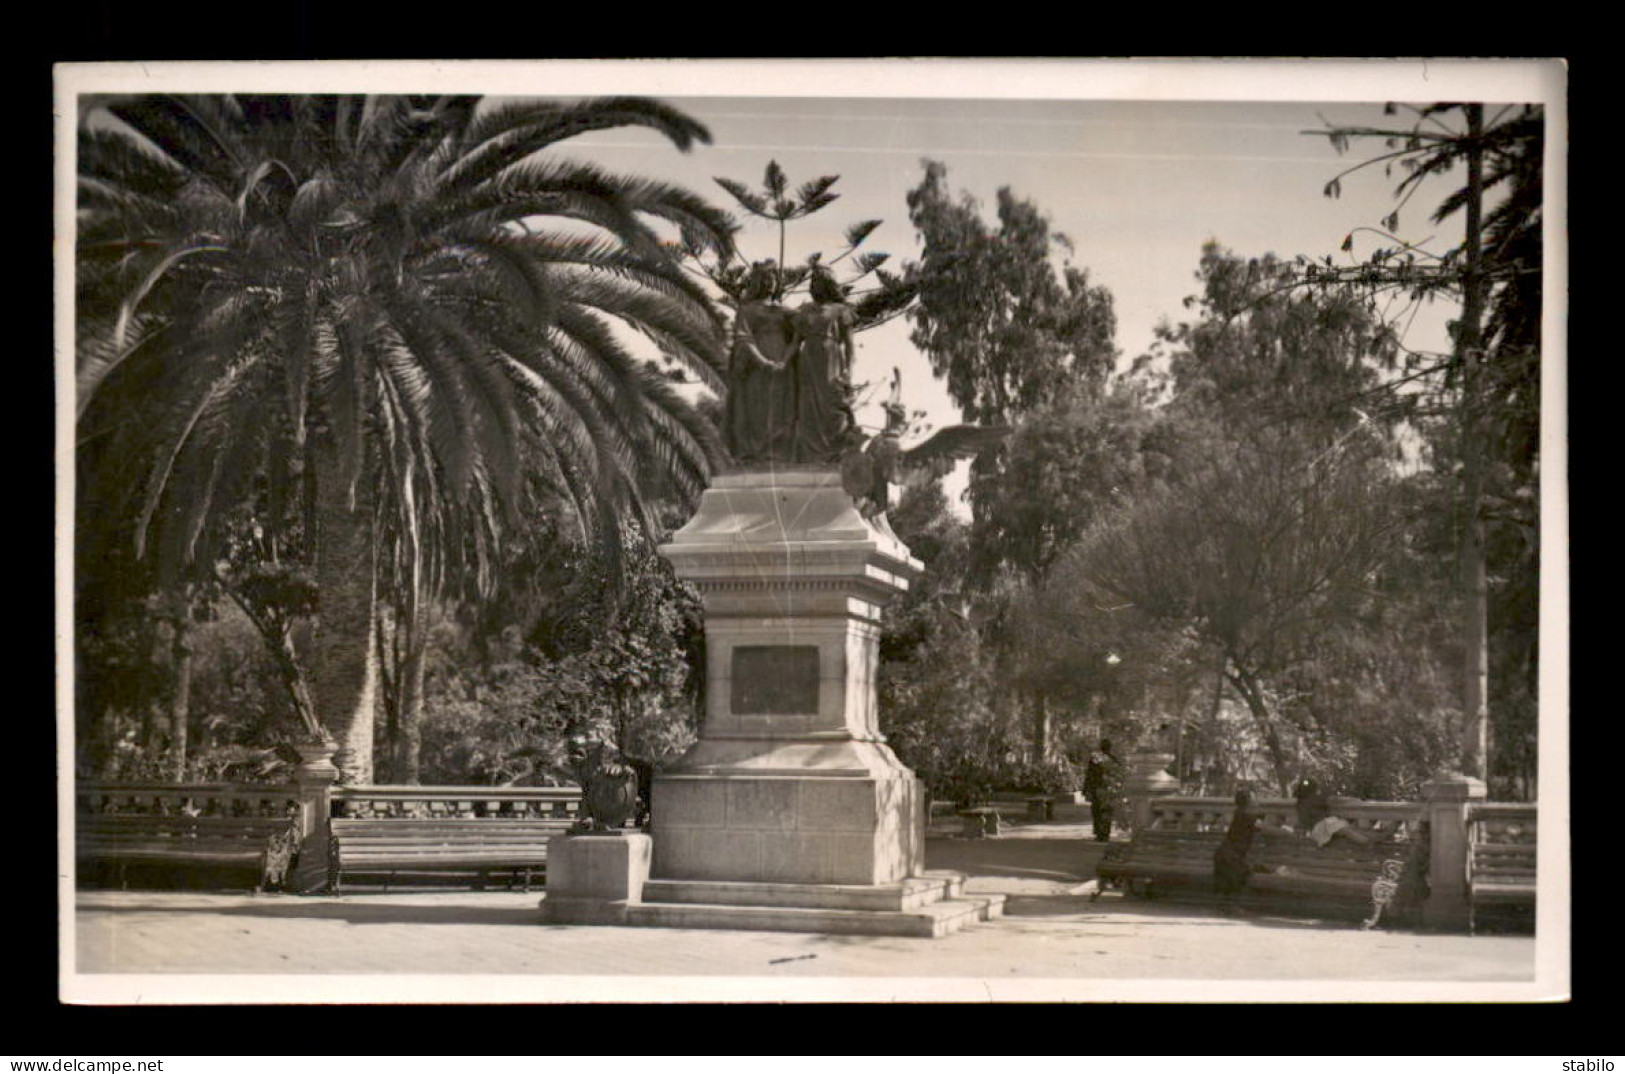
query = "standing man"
(1083, 739, 1122, 842)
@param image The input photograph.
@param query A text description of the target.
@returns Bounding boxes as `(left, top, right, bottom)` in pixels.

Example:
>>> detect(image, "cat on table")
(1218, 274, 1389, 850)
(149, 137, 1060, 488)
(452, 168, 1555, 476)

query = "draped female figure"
(723, 264, 796, 464)
(786, 271, 858, 463)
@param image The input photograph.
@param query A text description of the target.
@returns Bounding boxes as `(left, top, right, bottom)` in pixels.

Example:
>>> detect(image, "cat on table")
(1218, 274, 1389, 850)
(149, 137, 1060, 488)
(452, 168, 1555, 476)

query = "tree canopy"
(76, 93, 735, 781)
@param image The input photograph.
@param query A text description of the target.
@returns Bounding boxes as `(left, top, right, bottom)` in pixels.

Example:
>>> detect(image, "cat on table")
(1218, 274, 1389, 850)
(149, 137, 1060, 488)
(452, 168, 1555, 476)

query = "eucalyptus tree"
(75, 94, 735, 782)
(904, 159, 1118, 430)
(902, 160, 1119, 760)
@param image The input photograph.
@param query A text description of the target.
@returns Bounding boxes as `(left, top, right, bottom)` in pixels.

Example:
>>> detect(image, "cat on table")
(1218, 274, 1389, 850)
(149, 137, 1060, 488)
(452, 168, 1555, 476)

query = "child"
(1293, 778, 1378, 847)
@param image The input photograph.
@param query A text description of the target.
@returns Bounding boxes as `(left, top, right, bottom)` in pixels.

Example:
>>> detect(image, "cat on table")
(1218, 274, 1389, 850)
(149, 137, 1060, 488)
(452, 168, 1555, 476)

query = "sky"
(563, 93, 1471, 438)
(58, 59, 1565, 502)
(526, 64, 1561, 506)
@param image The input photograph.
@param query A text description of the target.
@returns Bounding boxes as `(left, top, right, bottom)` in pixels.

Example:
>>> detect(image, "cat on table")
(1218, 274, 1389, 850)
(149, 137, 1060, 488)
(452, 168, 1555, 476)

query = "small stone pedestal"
(291, 742, 339, 895)
(539, 833, 652, 926)
(1125, 750, 1179, 831)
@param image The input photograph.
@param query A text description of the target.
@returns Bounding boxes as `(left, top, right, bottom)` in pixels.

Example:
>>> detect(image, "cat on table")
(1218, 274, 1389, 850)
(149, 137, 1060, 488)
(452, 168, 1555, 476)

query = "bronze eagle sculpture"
(841, 378, 1011, 522)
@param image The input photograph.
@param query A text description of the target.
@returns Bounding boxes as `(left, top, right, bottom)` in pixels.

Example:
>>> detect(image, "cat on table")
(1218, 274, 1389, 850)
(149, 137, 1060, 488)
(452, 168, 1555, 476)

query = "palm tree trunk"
(385, 605, 427, 785)
(1030, 690, 1052, 762)
(311, 468, 379, 785)
(167, 612, 193, 781)
(142, 627, 168, 756)
(396, 638, 426, 784)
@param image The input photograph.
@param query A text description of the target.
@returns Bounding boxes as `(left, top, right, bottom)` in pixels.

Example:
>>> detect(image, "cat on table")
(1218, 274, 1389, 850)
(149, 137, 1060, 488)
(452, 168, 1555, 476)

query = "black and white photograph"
(55, 58, 1567, 1004)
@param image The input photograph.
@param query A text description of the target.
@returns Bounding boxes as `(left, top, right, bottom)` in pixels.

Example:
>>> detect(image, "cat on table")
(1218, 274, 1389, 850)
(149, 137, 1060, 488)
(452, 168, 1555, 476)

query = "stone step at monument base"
(624, 870, 1001, 938)
(640, 870, 967, 913)
(624, 891, 1005, 939)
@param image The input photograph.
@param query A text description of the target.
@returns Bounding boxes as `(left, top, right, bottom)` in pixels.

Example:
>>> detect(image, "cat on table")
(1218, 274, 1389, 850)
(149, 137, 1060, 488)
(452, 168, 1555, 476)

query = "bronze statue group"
(724, 262, 859, 468)
(723, 260, 1010, 523)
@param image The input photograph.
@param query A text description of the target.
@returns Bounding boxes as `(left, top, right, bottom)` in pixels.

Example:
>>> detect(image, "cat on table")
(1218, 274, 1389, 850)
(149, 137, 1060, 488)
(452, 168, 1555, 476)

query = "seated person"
(1293, 778, 1378, 847)
(1213, 788, 1264, 902)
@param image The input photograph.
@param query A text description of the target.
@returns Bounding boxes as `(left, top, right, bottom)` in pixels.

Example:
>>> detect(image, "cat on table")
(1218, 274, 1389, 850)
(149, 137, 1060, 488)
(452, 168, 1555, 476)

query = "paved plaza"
(66, 807, 1553, 1003)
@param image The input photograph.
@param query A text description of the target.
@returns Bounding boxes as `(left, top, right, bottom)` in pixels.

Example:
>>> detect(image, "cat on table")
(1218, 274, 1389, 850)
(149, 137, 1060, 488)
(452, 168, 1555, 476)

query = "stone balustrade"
(1136, 776, 1533, 930)
(76, 782, 302, 819)
(1146, 796, 1425, 842)
(1467, 801, 1538, 843)
(330, 784, 583, 820)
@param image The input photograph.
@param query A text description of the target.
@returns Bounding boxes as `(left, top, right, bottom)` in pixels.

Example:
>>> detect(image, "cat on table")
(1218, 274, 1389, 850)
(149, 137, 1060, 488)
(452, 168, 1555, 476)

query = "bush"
(997, 757, 1077, 796)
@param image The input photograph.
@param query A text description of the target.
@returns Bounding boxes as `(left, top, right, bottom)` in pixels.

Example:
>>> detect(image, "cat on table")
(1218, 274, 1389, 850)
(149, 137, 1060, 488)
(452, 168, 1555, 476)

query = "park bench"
(1095, 826, 1425, 924)
(1026, 797, 1056, 822)
(1468, 803, 1537, 934)
(327, 816, 578, 893)
(956, 806, 1003, 838)
(76, 813, 301, 893)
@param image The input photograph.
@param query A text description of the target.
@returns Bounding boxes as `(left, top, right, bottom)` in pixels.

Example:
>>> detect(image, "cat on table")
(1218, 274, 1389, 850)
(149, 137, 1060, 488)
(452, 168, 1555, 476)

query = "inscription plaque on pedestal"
(731, 644, 820, 714)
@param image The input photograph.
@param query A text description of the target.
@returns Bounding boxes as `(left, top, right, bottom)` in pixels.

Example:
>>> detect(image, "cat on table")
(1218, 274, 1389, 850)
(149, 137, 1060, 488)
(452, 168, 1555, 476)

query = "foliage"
(905, 160, 1117, 427)
(1049, 246, 1415, 792)
(1301, 103, 1544, 791)
(967, 383, 1163, 586)
(77, 94, 734, 573)
(876, 481, 1004, 802)
(695, 160, 916, 331)
(75, 603, 303, 780)
(414, 527, 702, 785)
(899, 161, 1121, 760)
(998, 757, 1078, 796)
(76, 94, 734, 780)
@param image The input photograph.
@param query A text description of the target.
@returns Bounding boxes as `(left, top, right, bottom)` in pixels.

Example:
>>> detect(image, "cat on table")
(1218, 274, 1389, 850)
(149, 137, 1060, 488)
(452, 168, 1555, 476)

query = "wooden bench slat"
(1467, 812, 1537, 932)
(327, 807, 583, 892)
(77, 812, 299, 892)
(1096, 823, 1423, 923)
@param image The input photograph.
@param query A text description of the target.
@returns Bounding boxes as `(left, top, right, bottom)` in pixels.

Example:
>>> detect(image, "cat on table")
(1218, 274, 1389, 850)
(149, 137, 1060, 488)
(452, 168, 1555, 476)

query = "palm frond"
(438, 96, 712, 193)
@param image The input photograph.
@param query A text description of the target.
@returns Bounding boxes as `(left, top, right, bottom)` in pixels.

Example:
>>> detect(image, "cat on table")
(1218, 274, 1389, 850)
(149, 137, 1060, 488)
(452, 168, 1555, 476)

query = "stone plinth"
(538, 833, 652, 926)
(652, 468, 929, 892)
(1125, 750, 1179, 831)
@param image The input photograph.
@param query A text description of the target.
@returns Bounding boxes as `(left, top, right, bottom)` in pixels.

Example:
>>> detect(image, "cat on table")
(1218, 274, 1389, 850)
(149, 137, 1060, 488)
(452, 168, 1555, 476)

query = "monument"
(543, 267, 1009, 936)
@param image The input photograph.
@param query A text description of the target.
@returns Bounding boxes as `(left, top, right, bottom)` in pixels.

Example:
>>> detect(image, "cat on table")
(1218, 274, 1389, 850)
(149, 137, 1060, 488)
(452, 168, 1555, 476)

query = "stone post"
(1124, 750, 1178, 831)
(539, 832, 654, 925)
(291, 741, 340, 894)
(1421, 771, 1487, 931)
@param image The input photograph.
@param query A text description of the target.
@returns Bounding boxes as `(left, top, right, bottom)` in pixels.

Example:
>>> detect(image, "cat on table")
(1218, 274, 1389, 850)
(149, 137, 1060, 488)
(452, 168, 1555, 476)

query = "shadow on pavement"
(924, 833, 1107, 883)
(79, 897, 541, 927)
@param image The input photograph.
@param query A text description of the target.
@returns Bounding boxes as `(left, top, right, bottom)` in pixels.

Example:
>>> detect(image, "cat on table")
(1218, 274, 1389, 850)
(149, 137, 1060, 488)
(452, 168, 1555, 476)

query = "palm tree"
(75, 94, 735, 783)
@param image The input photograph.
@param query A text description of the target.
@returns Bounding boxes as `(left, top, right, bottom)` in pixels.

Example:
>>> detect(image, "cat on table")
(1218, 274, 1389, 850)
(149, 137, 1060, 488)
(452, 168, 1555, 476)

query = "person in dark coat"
(1082, 739, 1123, 842)
(1214, 787, 1265, 908)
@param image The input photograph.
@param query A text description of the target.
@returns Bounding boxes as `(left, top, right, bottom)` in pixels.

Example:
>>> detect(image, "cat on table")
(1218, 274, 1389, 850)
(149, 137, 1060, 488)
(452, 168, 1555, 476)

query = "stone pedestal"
(623, 468, 1001, 936)
(1421, 771, 1488, 932)
(652, 467, 926, 886)
(1125, 750, 1179, 831)
(539, 833, 652, 926)
(291, 742, 339, 895)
